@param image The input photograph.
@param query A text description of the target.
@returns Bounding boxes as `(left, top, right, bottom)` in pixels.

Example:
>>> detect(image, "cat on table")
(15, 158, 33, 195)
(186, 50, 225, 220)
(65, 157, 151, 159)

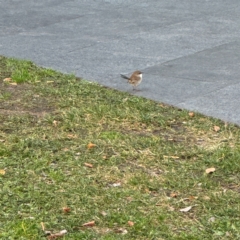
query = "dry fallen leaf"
(111, 182, 121, 187)
(62, 207, 71, 213)
(205, 167, 216, 174)
(52, 120, 58, 127)
(46, 81, 54, 83)
(100, 211, 107, 216)
(127, 221, 134, 227)
(47, 230, 67, 239)
(82, 221, 95, 227)
(9, 82, 17, 86)
(67, 134, 77, 139)
(214, 125, 220, 132)
(114, 228, 128, 235)
(170, 192, 178, 198)
(168, 206, 175, 211)
(0, 169, 5, 175)
(203, 196, 211, 201)
(87, 142, 96, 149)
(3, 77, 12, 82)
(189, 196, 197, 201)
(179, 206, 192, 212)
(189, 112, 195, 117)
(225, 232, 231, 237)
(84, 162, 93, 168)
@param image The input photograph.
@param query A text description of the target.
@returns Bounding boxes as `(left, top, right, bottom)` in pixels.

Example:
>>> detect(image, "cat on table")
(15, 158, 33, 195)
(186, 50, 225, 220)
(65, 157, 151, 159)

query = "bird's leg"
(133, 86, 140, 91)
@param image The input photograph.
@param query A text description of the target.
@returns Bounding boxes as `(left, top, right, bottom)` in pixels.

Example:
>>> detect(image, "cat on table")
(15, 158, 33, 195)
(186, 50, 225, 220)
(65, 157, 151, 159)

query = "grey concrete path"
(1, 0, 240, 124)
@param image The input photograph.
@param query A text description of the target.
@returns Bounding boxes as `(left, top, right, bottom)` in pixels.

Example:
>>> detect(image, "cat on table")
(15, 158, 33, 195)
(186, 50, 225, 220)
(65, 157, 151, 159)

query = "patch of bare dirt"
(0, 82, 55, 118)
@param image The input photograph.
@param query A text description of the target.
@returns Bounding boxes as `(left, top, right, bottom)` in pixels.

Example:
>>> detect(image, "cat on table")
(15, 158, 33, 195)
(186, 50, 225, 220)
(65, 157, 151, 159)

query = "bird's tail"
(120, 74, 130, 80)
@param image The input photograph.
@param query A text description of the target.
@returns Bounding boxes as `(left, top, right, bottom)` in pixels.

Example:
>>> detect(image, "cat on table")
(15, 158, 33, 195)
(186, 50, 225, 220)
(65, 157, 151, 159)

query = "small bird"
(120, 70, 143, 90)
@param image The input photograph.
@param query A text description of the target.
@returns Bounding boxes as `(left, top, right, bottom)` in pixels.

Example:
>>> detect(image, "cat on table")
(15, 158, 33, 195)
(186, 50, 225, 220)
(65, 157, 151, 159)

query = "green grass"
(0, 55, 240, 239)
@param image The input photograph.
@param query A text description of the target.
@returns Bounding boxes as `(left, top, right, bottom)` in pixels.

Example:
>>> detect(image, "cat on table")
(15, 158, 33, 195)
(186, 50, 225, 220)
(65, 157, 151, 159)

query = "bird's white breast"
(137, 74, 142, 85)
